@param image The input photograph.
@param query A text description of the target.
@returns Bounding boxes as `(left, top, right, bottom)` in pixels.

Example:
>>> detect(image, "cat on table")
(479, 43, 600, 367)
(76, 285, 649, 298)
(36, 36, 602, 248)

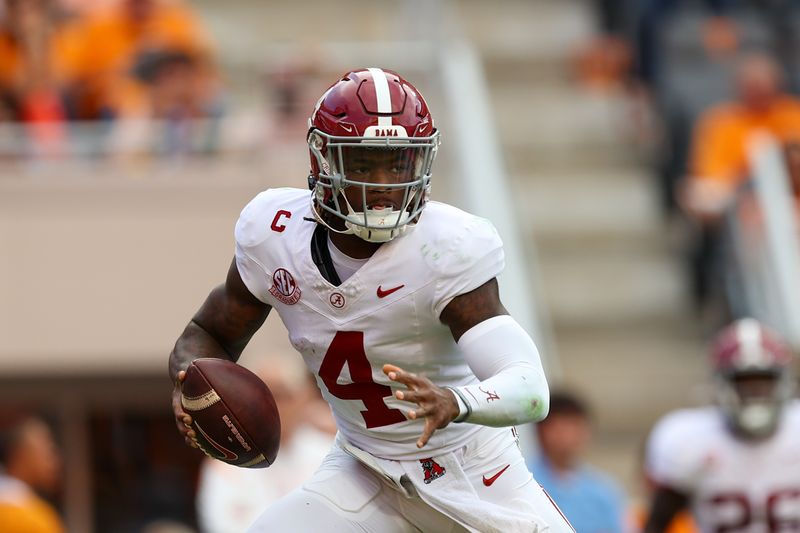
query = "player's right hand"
(383, 364, 460, 449)
(172, 370, 199, 449)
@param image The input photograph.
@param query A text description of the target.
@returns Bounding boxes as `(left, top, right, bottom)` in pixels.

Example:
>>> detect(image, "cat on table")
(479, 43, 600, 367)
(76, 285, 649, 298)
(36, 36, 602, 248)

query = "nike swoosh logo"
(482, 464, 510, 487)
(377, 284, 405, 298)
(340, 124, 354, 133)
(195, 421, 238, 462)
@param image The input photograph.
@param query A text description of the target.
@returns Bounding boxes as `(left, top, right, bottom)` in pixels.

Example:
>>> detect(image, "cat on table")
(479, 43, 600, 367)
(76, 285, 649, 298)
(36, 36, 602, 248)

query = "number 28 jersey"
(646, 402, 800, 532)
(234, 188, 505, 460)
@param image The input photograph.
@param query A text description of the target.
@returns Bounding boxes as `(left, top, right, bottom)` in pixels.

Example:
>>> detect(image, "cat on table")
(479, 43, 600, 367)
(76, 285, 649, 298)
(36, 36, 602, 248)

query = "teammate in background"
(169, 68, 573, 532)
(0, 413, 63, 533)
(529, 390, 626, 533)
(644, 318, 800, 533)
(196, 360, 335, 533)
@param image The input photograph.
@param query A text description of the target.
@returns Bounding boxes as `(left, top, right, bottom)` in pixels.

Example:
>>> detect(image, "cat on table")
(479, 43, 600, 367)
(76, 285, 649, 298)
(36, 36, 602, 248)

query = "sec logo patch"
(269, 268, 301, 305)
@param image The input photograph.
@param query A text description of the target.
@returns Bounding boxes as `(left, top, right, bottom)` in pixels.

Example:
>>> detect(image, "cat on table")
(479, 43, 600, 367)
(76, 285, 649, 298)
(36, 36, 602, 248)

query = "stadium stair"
(463, 0, 710, 496)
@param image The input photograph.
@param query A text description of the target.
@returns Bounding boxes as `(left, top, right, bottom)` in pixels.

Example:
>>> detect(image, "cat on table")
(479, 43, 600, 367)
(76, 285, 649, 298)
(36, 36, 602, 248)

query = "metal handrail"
(724, 132, 800, 348)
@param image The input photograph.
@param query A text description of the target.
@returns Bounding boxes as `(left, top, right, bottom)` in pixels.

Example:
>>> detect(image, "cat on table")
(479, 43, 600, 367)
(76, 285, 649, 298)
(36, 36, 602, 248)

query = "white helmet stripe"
(367, 67, 393, 127)
(737, 318, 763, 367)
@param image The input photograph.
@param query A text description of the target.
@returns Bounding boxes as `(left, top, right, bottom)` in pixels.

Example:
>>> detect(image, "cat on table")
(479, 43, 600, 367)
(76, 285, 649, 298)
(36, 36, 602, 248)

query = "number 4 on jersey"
(318, 331, 406, 428)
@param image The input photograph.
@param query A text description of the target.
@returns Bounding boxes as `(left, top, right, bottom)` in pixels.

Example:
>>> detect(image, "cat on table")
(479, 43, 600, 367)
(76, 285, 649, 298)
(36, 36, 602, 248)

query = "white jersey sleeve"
(645, 407, 721, 493)
(234, 188, 301, 304)
(425, 208, 505, 317)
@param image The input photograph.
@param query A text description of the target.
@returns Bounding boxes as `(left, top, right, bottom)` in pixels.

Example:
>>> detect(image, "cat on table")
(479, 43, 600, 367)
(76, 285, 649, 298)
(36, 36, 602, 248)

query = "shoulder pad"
(235, 188, 308, 249)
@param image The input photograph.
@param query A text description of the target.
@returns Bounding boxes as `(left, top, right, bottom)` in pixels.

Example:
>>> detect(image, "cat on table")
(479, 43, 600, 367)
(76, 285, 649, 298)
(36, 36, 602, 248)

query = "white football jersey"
(234, 188, 505, 460)
(646, 401, 800, 532)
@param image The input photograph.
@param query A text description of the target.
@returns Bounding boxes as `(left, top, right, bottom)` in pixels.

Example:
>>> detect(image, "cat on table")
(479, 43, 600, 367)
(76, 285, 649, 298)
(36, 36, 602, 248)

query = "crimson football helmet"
(711, 318, 795, 439)
(307, 68, 440, 243)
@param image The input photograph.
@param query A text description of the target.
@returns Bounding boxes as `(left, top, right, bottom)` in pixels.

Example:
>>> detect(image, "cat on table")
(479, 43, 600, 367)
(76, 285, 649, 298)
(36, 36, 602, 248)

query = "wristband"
(447, 386, 472, 423)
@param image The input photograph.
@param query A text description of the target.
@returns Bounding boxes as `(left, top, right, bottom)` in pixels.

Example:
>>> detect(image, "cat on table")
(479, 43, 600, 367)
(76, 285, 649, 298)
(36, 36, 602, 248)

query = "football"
(181, 358, 281, 468)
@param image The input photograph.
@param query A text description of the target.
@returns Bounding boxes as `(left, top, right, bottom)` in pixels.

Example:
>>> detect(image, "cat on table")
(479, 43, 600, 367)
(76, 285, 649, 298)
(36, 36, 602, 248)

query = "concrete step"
(504, 140, 646, 178)
(482, 52, 572, 89)
(536, 245, 690, 328)
(495, 87, 633, 147)
(457, 0, 592, 64)
(507, 166, 689, 328)
(545, 317, 711, 497)
(554, 320, 710, 433)
(493, 89, 644, 173)
(509, 169, 663, 243)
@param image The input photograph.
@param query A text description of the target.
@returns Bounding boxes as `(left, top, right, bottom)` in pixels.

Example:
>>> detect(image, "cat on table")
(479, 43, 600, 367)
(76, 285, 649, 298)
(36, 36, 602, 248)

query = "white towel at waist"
(338, 434, 545, 533)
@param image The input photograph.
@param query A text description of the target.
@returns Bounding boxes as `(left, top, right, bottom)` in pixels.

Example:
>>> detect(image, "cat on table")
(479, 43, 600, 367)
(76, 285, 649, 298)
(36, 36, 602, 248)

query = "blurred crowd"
(578, 0, 800, 329)
(0, 0, 223, 157)
(568, 2, 800, 531)
(0, 0, 326, 160)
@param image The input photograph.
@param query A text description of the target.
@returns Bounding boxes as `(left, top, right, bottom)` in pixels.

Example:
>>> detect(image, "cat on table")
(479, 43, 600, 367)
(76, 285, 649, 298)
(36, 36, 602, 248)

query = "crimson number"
(707, 489, 800, 532)
(318, 331, 405, 428)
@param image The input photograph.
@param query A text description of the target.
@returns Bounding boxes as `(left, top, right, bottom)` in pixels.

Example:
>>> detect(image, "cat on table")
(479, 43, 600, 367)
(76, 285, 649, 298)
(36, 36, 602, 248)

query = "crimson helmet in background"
(307, 68, 440, 243)
(711, 318, 795, 439)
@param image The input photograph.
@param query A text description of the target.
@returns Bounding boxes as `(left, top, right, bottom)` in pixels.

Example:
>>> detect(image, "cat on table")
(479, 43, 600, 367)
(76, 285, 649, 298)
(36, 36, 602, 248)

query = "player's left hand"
(383, 364, 460, 448)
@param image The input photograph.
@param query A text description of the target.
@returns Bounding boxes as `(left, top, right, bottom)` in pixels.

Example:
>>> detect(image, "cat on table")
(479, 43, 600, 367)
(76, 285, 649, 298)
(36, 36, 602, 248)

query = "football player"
(169, 68, 573, 532)
(644, 318, 800, 533)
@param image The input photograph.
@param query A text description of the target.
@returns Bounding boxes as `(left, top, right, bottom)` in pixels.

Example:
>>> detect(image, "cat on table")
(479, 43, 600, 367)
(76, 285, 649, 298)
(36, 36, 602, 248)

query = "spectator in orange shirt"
(113, 47, 222, 155)
(0, 413, 64, 533)
(0, 0, 85, 153)
(681, 53, 800, 222)
(679, 53, 800, 312)
(68, 0, 217, 120)
(0, 0, 69, 119)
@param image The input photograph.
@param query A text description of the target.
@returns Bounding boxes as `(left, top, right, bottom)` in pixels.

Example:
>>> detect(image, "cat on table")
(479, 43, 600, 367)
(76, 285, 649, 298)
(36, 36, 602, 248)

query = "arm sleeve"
(450, 315, 549, 426)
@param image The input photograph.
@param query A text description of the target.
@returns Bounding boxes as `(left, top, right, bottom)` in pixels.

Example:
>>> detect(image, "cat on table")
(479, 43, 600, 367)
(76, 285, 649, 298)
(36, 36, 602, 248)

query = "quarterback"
(644, 318, 800, 533)
(169, 68, 573, 532)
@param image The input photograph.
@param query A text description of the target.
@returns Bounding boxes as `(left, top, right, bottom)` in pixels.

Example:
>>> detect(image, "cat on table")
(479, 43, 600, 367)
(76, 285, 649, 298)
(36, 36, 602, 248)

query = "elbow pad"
(451, 315, 550, 427)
